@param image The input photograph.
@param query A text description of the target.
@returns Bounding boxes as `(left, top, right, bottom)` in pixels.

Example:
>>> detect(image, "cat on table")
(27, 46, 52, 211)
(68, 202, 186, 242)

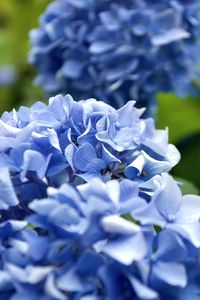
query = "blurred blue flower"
(0, 66, 16, 87)
(29, 0, 200, 114)
(0, 94, 180, 206)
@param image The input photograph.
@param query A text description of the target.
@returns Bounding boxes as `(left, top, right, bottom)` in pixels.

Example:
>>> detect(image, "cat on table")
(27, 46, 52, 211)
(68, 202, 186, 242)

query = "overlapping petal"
(135, 173, 200, 246)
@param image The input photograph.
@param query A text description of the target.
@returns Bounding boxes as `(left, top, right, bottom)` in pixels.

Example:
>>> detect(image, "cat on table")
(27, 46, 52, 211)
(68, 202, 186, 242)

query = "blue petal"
(101, 232, 147, 265)
(65, 143, 76, 171)
(101, 144, 120, 165)
(23, 150, 46, 175)
(57, 268, 84, 292)
(134, 200, 166, 228)
(62, 59, 84, 79)
(152, 261, 187, 287)
(0, 271, 13, 291)
(167, 222, 200, 247)
(101, 215, 140, 235)
(176, 195, 200, 223)
(125, 152, 171, 180)
(152, 28, 190, 46)
(73, 143, 97, 171)
(47, 128, 61, 150)
(153, 173, 182, 221)
(45, 273, 65, 300)
(29, 199, 59, 216)
(0, 168, 18, 210)
(129, 276, 158, 300)
(154, 230, 187, 262)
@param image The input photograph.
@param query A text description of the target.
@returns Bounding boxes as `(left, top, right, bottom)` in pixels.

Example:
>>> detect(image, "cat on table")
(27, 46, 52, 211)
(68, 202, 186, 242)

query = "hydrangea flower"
(0, 174, 199, 299)
(29, 0, 200, 114)
(0, 94, 199, 299)
(0, 94, 180, 205)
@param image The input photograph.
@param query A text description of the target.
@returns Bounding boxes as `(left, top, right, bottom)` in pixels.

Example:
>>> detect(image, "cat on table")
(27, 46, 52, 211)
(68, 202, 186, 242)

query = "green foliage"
(0, 0, 51, 113)
(156, 93, 200, 144)
(156, 93, 200, 190)
(172, 134, 200, 191)
(0, 0, 50, 66)
(157, 94, 200, 189)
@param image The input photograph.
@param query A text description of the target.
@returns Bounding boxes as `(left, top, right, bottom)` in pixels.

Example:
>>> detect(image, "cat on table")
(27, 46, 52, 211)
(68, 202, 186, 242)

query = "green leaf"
(0, 0, 50, 113)
(156, 93, 200, 144)
(172, 134, 200, 191)
(122, 214, 139, 224)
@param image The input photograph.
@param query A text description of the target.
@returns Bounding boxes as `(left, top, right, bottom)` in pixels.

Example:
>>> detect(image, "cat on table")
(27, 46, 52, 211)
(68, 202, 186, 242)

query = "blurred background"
(0, 0, 50, 110)
(0, 0, 199, 193)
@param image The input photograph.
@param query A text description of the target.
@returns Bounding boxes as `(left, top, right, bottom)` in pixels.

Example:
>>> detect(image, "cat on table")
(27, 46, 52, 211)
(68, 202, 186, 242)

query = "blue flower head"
(0, 94, 199, 300)
(0, 175, 200, 300)
(0, 94, 180, 206)
(29, 0, 200, 114)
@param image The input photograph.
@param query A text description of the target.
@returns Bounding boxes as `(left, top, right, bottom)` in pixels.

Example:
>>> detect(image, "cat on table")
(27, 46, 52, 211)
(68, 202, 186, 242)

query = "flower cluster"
(29, 0, 200, 114)
(0, 0, 199, 298)
(0, 172, 200, 299)
(0, 94, 179, 209)
(0, 95, 199, 299)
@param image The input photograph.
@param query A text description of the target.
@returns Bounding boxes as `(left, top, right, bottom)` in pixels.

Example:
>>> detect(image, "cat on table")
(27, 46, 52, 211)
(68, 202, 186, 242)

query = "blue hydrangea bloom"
(0, 94, 199, 299)
(0, 94, 180, 206)
(29, 0, 200, 113)
(0, 174, 200, 299)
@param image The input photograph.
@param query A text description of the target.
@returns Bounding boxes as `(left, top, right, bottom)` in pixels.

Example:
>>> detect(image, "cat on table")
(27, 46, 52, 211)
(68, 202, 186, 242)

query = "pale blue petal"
(167, 222, 200, 247)
(176, 195, 200, 223)
(152, 261, 187, 287)
(102, 233, 147, 265)
(154, 173, 182, 221)
(0, 168, 18, 209)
